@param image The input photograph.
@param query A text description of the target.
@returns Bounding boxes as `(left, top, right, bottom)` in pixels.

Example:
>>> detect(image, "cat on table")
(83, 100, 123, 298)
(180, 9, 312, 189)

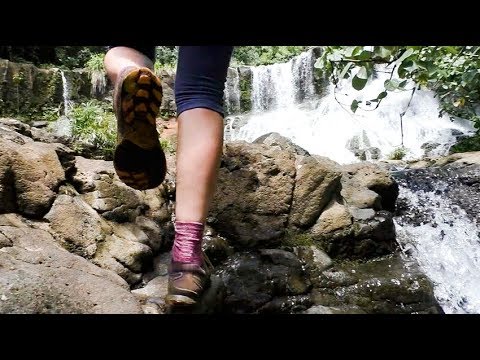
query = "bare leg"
(104, 46, 153, 83)
(166, 46, 232, 307)
(175, 108, 224, 223)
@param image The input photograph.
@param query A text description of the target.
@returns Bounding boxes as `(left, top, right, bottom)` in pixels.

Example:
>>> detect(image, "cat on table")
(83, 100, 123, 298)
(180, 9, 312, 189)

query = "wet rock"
(202, 234, 235, 266)
(341, 162, 399, 212)
(311, 253, 442, 314)
(294, 245, 333, 274)
(258, 295, 313, 313)
(215, 250, 311, 313)
(303, 304, 366, 314)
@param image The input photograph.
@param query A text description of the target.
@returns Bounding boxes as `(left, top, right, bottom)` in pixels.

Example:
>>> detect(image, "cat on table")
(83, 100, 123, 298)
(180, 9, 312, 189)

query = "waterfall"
(251, 60, 296, 112)
(224, 67, 241, 115)
(394, 176, 480, 314)
(228, 50, 475, 164)
(53, 69, 73, 138)
(60, 70, 72, 117)
(291, 49, 315, 102)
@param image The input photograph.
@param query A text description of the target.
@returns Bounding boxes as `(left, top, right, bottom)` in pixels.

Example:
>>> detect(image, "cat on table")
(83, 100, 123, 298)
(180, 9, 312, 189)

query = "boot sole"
(165, 294, 197, 307)
(113, 67, 166, 190)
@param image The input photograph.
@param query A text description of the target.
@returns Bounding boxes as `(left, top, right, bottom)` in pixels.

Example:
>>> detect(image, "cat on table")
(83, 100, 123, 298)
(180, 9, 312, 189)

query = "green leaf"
(352, 75, 368, 91)
(444, 46, 459, 54)
(357, 66, 368, 80)
(351, 99, 360, 113)
(358, 50, 373, 60)
(396, 48, 415, 64)
(374, 46, 393, 59)
(343, 46, 358, 57)
(314, 58, 323, 69)
(327, 52, 343, 62)
(377, 91, 388, 99)
(398, 59, 420, 78)
(339, 62, 354, 79)
(385, 79, 401, 91)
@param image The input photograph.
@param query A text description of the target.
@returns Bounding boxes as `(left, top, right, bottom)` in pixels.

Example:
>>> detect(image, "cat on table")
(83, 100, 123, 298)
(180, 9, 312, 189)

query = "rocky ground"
(0, 118, 443, 314)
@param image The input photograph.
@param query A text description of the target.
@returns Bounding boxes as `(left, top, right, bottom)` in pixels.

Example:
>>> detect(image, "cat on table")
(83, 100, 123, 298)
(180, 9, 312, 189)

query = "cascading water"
(227, 49, 475, 164)
(226, 47, 480, 313)
(53, 70, 74, 137)
(394, 173, 480, 314)
(60, 70, 72, 116)
(251, 60, 296, 111)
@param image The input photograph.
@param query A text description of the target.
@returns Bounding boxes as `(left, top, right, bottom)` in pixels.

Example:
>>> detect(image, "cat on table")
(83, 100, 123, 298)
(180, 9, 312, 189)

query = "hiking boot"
(165, 254, 214, 306)
(113, 66, 167, 190)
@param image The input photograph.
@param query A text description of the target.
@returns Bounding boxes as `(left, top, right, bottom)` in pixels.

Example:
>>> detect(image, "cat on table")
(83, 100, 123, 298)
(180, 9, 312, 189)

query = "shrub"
(70, 100, 116, 157)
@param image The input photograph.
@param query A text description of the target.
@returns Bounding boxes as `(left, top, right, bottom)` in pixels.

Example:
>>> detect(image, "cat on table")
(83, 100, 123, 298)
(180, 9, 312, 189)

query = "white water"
(395, 184, 480, 314)
(60, 70, 72, 117)
(52, 70, 73, 137)
(227, 50, 475, 164)
(251, 60, 296, 111)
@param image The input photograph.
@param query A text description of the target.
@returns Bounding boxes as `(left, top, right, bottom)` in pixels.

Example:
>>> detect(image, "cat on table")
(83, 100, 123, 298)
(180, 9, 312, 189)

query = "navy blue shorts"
(117, 45, 234, 117)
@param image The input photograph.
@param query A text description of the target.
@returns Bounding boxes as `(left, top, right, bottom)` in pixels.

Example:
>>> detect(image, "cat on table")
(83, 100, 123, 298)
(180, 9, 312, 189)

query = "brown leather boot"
(166, 254, 214, 306)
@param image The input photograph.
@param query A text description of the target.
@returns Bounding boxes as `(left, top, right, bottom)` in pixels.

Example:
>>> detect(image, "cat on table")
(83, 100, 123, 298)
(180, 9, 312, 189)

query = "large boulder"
(0, 132, 64, 218)
(0, 214, 142, 314)
(289, 155, 341, 229)
(211, 141, 296, 247)
(341, 162, 399, 212)
(45, 194, 153, 285)
(215, 249, 312, 313)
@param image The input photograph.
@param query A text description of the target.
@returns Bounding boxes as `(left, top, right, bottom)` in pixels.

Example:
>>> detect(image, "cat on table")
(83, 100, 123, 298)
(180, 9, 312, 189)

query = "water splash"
(228, 52, 474, 164)
(395, 182, 480, 314)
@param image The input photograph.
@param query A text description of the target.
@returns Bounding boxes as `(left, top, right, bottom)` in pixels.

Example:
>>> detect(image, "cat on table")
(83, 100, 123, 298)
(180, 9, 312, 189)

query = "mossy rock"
(238, 66, 252, 113)
(450, 134, 480, 153)
(0, 60, 63, 121)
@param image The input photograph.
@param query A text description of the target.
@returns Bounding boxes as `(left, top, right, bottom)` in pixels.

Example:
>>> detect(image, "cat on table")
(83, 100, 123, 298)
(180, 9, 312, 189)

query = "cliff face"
(0, 60, 177, 121)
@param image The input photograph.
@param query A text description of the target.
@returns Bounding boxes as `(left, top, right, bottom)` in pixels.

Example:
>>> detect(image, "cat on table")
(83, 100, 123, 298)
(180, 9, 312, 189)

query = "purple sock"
(172, 221, 204, 266)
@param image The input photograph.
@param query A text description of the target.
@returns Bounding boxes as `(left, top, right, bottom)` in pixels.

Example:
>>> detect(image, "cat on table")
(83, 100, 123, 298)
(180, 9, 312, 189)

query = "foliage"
(387, 146, 408, 160)
(2, 46, 310, 69)
(39, 104, 63, 122)
(314, 46, 480, 132)
(282, 229, 314, 247)
(156, 46, 178, 67)
(86, 53, 105, 73)
(160, 138, 175, 154)
(0, 46, 108, 69)
(70, 100, 116, 156)
(450, 134, 480, 153)
(154, 61, 176, 75)
(232, 46, 309, 66)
